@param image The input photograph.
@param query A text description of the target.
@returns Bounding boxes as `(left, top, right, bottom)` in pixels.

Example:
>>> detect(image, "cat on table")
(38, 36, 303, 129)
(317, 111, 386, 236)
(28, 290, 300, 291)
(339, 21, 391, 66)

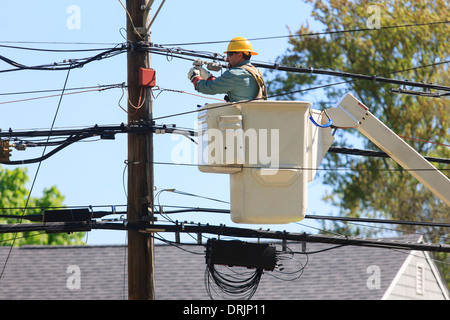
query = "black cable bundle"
(204, 264, 263, 300)
(203, 239, 276, 300)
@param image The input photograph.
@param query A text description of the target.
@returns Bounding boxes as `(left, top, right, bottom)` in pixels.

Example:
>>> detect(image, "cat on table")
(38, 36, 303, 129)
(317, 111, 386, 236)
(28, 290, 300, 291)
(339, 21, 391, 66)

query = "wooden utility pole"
(126, 0, 155, 300)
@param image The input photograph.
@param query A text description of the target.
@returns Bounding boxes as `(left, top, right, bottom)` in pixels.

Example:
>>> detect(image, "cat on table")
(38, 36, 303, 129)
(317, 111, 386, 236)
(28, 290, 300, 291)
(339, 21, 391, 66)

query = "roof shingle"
(0, 234, 444, 300)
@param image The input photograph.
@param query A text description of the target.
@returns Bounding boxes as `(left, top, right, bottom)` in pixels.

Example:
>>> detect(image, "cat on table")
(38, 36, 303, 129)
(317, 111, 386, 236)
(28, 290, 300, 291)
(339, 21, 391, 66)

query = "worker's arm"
(188, 67, 215, 87)
(195, 70, 236, 95)
(188, 65, 258, 102)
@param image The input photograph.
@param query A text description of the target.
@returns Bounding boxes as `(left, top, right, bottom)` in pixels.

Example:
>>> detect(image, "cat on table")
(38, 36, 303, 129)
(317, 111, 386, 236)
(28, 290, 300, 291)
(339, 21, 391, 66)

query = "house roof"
(0, 234, 447, 300)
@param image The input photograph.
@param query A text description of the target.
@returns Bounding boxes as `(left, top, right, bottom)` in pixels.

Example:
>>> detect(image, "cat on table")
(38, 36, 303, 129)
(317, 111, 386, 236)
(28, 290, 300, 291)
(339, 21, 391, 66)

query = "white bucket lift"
(197, 93, 450, 224)
(197, 100, 334, 224)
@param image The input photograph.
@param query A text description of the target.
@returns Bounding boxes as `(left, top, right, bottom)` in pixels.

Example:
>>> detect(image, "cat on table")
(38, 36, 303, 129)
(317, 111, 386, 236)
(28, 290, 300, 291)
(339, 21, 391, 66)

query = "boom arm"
(326, 93, 450, 206)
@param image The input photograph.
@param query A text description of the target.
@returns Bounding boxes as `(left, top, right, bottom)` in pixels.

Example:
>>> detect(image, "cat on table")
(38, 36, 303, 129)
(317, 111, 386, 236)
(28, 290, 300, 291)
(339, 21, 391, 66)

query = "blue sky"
(0, 0, 342, 245)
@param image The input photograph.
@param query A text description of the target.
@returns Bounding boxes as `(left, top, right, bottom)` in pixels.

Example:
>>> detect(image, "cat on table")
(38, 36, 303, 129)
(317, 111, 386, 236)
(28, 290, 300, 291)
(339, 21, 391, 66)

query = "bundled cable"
(204, 264, 263, 300)
(269, 247, 309, 281)
(0, 45, 127, 73)
(204, 239, 276, 300)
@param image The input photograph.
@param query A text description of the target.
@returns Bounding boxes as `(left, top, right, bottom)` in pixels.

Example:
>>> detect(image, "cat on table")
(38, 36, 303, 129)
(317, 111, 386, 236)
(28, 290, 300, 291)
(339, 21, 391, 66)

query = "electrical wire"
(0, 45, 127, 73)
(143, 42, 450, 92)
(0, 43, 123, 53)
(148, 0, 166, 30)
(0, 40, 120, 46)
(151, 160, 450, 173)
(268, 247, 309, 282)
(2, 20, 446, 50)
(328, 146, 450, 164)
(316, 219, 450, 244)
(117, 0, 146, 40)
(0, 83, 124, 105)
(159, 20, 450, 46)
(152, 233, 205, 255)
(151, 75, 448, 125)
(4, 136, 85, 165)
(398, 136, 450, 148)
(169, 189, 229, 205)
(204, 264, 263, 300)
(151, 86, 226, 102)
(0, 220, 448, 252)
(0, 68, 71, 282)
(0, 123, 197, 165)
(1, 121, 447, 170)
(0, 83, 127, 97)
(120, 86, 147, 115)
(0, 203, 448, 231)
(0, 231, 47, 245)
(154, 189, 176, 225)
(153, 188, 229, 244)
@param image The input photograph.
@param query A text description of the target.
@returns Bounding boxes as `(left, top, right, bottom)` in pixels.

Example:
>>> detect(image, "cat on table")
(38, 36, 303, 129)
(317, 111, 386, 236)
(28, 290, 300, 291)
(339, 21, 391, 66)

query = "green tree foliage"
(267, 0, 449, 282)
(0, 166, 85, 246)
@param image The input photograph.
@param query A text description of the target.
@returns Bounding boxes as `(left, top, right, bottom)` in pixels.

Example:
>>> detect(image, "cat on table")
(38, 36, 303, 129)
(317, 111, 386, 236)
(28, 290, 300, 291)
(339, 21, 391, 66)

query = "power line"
(150, 223, 450, 253)
(328, 146, 450, 165)
(251, 60, 450, 92)
(0, 123, 195, 140)
(1, 20, 447, 50)
(1, 44, 445, 101)
(0, 40, 121, 46)
(0, 83, 125, 105)
(0, 43, 125, 53)
(304, 214, 450, 229)
(0, 68, 71, 282)
(0, 123, 194, 165)
(2, 204, 447, 229)
(151, 160, 450, 173)
(0, 45, 127, 73)
(2, 39, 447, 102)
(1, 123, 448, 167)
(0, 83, 126, 97)
(0, 221, 448, 253)
(146, 42, 450, 92)
(159, 20, 450, 46)
(143, 59, 450, 122)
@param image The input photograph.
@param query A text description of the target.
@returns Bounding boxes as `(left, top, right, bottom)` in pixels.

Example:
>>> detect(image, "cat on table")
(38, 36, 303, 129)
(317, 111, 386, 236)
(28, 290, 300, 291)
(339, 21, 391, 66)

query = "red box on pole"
(139, 67, 156, 87)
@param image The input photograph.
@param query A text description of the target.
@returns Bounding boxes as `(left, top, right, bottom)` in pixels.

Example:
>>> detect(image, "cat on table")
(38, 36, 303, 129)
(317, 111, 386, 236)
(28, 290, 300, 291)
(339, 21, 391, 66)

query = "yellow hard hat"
(224, 37, 258, 55)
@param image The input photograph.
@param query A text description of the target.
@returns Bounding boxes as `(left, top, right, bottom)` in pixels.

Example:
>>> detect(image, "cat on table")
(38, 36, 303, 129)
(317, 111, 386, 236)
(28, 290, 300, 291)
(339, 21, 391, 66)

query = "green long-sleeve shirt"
(195, 60, 259, 102)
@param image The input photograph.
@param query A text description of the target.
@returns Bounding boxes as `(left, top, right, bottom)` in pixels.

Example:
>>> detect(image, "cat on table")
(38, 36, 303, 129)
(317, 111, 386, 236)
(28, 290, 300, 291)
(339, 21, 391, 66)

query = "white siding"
(384, 251, 449, 300)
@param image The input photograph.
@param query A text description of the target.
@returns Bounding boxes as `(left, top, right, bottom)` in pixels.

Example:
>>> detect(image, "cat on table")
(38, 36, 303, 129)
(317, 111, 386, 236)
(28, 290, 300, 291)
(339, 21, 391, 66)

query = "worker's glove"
(188, 66, 212, 80)
(198, 66, 213, 80)
(187, 67, 201, 81)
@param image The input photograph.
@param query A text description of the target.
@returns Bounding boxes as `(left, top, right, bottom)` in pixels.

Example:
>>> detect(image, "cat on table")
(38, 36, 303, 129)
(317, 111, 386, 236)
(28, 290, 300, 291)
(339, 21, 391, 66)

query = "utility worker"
(187, 37, 267, 102)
